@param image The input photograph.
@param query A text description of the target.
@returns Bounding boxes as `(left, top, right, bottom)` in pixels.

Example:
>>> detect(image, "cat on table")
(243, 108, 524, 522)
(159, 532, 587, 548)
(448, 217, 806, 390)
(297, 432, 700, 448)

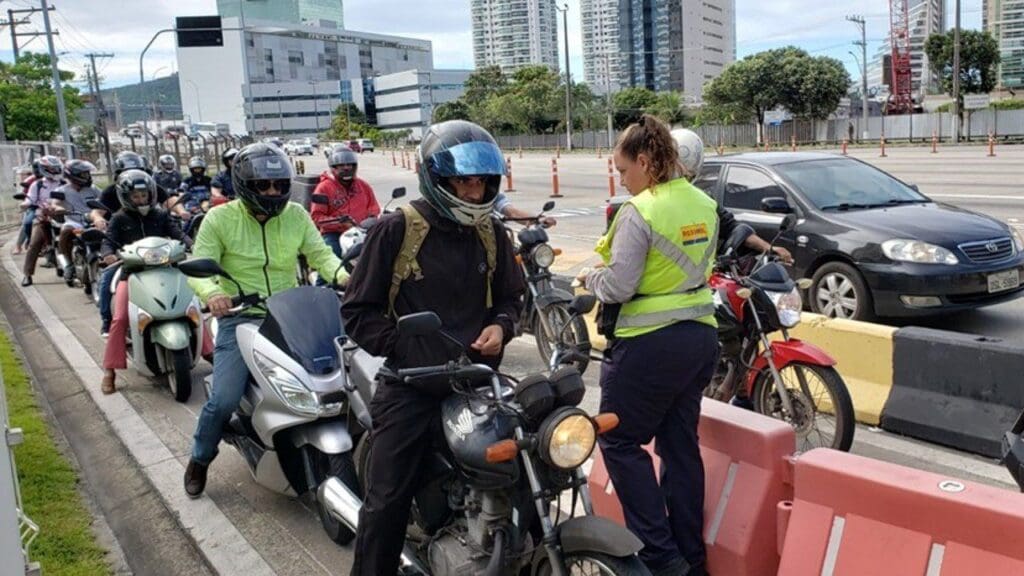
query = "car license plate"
(988, 269, 1021, 293)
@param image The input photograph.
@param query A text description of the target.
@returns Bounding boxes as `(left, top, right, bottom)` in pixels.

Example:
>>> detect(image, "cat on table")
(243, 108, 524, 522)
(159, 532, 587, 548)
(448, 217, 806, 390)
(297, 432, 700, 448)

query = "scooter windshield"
(259, 286, 343, 375)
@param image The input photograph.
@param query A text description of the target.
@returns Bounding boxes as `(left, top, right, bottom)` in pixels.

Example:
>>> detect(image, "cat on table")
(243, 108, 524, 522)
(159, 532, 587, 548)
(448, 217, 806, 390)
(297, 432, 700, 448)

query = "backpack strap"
(475, 218, 497, 309)
(388, 205, 430, 318)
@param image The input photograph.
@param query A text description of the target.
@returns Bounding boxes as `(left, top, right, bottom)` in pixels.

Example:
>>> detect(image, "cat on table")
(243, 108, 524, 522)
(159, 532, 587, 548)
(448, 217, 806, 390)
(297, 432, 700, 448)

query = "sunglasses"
(452, 175, 487, 185)
(251, 179, 291, 193)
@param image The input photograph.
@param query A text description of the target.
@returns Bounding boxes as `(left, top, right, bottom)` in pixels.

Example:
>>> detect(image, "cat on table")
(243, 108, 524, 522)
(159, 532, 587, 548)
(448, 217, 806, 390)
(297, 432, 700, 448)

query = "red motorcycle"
(705, 216, 855, 452)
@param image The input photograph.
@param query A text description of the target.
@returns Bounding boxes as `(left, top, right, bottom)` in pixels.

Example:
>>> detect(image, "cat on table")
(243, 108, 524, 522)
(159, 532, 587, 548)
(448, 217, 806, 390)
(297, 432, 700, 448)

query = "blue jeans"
(17, 208, 35, 248)
(192, 315, 260, 465)
(98, 265, 119, 325)
(322, 232, 342, 258)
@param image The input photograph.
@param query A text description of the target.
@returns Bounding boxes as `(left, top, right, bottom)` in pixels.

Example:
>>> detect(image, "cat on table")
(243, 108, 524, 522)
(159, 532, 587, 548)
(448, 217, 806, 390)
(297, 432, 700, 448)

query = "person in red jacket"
(310, 148, 380, 257)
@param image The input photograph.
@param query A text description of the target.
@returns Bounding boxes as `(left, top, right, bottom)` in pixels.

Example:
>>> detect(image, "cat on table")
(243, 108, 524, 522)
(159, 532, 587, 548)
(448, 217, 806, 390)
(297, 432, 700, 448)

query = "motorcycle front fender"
(745, 338, 837, 389)
(149, 321, 192, 351)
(555, 515, 644, 557)
(287, 419, 353, 455)
(534, 287, 574, 310)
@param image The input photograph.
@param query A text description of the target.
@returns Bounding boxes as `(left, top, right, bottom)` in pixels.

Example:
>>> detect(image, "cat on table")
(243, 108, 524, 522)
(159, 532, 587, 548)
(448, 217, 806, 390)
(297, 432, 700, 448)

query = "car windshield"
(775, 158, 929, 211)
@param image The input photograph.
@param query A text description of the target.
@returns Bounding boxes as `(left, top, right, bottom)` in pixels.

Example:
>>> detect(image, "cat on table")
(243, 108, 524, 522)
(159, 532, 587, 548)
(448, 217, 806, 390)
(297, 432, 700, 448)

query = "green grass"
(0, 330, 110, 576)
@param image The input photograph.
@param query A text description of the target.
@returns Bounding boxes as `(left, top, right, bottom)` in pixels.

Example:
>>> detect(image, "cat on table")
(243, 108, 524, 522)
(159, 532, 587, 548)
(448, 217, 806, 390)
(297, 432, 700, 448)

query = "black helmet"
(222, 148, 239, 168)
(232, 143, 293, 219)
(114, 151, 146, 177)
(37, 155, 64, 180)
(188, 156, 207, 177)
(63, 159, 96, 188)
(417, 120, 505, 226)
(329, 148, 358, 182)
(158, 154, 177, 172)
(115, 169, 157, 216)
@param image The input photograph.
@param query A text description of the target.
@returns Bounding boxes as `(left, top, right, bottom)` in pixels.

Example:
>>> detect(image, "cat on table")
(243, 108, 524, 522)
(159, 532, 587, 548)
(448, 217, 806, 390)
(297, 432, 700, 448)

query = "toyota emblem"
(986, 242, 1000, 253)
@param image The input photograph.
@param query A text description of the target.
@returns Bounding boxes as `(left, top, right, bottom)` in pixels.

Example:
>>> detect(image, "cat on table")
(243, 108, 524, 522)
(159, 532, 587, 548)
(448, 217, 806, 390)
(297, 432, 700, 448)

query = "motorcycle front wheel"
(313, 451, 360, 546)
(89, 260, 101, 305)
(752, 362, 855, 452)
(533, 304, 591, 375)
(537, 552, 651, 576)
(166, 348, 193, 403)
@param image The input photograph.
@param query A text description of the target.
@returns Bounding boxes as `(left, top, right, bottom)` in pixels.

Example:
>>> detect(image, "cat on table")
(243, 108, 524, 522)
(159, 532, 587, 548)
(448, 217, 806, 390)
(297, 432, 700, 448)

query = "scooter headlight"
(253, 351, 320, 416)
(539, 407, 597, 470)
(532, 244, 556, 269)
(139, 245, 171, 265)
(768, 287, 803, 328)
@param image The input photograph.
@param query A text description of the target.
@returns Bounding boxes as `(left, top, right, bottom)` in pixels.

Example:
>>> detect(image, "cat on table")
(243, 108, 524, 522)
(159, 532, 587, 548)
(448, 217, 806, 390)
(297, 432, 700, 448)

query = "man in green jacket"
(184, 143, 348, 498)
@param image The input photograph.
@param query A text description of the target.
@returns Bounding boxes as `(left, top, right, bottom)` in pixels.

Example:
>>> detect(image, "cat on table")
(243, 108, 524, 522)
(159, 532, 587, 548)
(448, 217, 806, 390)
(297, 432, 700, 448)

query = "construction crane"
(888, 0, 914, 114)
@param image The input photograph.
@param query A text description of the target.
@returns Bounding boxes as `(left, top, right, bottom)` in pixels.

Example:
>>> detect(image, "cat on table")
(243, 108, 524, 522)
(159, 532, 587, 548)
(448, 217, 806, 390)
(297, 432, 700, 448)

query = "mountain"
(99, 73, 182, 125)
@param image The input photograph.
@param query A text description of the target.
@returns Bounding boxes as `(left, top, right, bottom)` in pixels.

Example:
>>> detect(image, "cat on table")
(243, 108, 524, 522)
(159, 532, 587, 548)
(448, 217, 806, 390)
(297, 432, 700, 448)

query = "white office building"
(680, 0, 735, 100)
(374, 69, 472, 141)
(176, 16, 433, 136)
(472, 0, 560, 75)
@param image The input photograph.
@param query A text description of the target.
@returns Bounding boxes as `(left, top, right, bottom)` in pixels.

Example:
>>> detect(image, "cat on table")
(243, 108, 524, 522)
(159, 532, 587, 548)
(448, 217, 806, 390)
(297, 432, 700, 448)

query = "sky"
(0, 0, 983, 93)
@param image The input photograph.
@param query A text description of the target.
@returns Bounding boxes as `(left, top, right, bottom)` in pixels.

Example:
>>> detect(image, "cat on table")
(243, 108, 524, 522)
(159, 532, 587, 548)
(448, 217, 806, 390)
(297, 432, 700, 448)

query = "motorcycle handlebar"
(384, 362, 496, 383)
(200, 293, 262, 315)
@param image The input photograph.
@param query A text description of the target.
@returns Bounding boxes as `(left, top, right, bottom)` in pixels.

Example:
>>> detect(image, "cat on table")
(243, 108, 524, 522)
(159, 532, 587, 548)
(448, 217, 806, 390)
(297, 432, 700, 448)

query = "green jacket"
(188, 200, 346, 310)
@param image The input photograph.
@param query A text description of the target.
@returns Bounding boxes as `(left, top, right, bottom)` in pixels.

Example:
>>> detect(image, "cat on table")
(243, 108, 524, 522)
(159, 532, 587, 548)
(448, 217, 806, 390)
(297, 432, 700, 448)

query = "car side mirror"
(568, 294, 597, 316)
(310, 194, 329, 205)
(761, 196, 793, 214)
(178, 258, 228, 279)
(909, 183, 920, 192)
(50, 191, 65, 201)
(780, 214, 798, 232)
(397, 311, 442, 337)
(543, 200, 556, 212)
(392, 187, 406, 199)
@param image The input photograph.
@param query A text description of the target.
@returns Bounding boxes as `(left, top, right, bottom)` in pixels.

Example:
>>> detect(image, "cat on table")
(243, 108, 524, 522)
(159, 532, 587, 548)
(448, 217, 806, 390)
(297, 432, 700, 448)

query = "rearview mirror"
(724, 223, 755, 254)
(342, 242, 363, 265)
(360, 216, 378, 229)
(50, 191, 65, 201)
(397, 311, 442, 337)
(761, 197, 792, 214)
(780, 214, 798, 232)
(909, 183, 920, 192)
(87, 199, 107, 211)
(568, 294, 597, 316)
(178, 258, 228, 279)
(13, 193, 26, 201)
(543, 201, 556, 212)
(310, 194, 329, 205)
(392, 187, 406, 199)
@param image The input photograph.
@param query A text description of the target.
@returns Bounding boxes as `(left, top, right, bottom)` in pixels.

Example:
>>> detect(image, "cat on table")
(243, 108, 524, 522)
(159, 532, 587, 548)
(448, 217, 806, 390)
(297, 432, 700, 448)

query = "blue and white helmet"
(417, 120, 506, 226)
(671, 128, 704, 181)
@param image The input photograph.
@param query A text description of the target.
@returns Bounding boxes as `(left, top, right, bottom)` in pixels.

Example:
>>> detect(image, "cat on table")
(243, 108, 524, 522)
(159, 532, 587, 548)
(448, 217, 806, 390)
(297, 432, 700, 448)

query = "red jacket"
(310, 172, 380, 235)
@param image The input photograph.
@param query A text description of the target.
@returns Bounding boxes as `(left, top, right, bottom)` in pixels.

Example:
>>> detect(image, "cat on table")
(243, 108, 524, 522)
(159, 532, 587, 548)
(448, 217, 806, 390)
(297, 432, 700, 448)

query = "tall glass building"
(217, 0, 345, 28)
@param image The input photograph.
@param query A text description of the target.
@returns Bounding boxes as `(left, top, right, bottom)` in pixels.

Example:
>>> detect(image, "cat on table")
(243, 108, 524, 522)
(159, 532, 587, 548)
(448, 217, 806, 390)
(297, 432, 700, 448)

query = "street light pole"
(310, 81, 321, 134)
(41, 0, 71, 156)
(276, 89, 284, 134)
(952, 0, 961, 144)
(186, 79, 203, 122)
(556, 3, 572, 151)
(846, 15, 869, 140)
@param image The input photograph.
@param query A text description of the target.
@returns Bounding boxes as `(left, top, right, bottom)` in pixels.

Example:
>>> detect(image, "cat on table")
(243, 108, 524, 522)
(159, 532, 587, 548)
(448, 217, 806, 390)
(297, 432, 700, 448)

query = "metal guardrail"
(0, 349, 38, 576)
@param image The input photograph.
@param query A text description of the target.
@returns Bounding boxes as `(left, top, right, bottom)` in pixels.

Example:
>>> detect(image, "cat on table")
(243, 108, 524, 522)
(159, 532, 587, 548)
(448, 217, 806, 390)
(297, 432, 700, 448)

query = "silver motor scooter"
(179, 257, 369, 545)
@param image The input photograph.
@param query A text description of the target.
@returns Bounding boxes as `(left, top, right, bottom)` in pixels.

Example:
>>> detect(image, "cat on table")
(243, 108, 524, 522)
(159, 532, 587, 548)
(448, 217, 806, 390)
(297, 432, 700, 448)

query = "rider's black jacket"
(341, 199, 525, 370)
(101, 208, 190, 258)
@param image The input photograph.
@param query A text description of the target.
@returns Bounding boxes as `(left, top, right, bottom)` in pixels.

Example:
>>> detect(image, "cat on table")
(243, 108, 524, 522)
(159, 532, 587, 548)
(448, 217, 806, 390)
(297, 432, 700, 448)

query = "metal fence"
(1, 352, 39, 576)
(494, 109, 1024, 150)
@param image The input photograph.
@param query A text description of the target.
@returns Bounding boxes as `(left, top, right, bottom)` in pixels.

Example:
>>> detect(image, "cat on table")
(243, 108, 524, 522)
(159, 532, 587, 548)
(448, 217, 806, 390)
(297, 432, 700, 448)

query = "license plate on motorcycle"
(988, 269, 1020, 293)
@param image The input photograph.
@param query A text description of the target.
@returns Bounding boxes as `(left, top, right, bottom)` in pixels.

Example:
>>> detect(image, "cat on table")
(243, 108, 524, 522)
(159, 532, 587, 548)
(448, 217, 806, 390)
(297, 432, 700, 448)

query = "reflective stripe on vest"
(648, 224, 718, 293)
(615, 302, 717, 328)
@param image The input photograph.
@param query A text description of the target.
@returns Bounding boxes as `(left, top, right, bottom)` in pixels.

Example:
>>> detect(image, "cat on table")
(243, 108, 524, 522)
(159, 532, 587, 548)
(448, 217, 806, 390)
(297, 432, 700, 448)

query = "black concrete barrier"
(881, 327, 1024, 458)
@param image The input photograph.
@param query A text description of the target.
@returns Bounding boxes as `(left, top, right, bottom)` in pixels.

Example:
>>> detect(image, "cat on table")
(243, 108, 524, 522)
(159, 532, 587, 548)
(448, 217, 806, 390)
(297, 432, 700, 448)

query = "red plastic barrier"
(590, 399, 796, 576)
(778, 449, 1024, 575)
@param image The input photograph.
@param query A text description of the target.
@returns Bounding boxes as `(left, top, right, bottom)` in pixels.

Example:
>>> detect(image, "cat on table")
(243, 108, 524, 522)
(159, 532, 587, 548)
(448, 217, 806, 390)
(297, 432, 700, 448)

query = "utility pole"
(40, 0, 71, 156)
(556, 3, 572, 151)
(847, 15, 869, 140)
(952, 0, 961, 144)
(6, 4, 57, 63)
(86, 52, 115, 179)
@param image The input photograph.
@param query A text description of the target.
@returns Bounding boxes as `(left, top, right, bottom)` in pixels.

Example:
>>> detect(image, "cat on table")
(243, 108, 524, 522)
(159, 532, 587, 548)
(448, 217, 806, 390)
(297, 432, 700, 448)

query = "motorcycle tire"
(537, 552, 650, 576)
(752, 362, 854, 452)
(533, 304, 591, 375)
(166, 348, 193, 403)
(314, 452, 360, 546)
(89, 261, 101, 306)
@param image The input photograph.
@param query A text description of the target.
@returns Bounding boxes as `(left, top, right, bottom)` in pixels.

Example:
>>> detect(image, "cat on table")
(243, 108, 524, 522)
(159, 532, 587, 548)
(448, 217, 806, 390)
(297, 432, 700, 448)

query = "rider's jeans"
(99, 265, 118, 325)
(192, 315, 260, 465)
(322, 232, 342, 258)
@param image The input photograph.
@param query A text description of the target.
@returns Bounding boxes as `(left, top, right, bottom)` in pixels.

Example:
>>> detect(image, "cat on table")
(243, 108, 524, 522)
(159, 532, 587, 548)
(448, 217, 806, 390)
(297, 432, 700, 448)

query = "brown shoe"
(101, 370, 116, 395)
(184, 459, 209, 499)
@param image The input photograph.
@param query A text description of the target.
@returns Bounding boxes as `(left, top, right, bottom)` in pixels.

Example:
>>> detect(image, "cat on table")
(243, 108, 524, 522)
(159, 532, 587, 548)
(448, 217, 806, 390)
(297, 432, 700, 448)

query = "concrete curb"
(1, 239, 276, 576)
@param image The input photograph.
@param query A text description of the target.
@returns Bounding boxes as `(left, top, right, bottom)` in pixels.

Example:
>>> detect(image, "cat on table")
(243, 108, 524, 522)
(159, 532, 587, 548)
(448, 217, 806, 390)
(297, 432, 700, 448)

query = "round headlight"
(532, 244, 556, 268)
(768, 287, 803, 328)
(540, 409, 597, 470)
(140, 246, 171, 265)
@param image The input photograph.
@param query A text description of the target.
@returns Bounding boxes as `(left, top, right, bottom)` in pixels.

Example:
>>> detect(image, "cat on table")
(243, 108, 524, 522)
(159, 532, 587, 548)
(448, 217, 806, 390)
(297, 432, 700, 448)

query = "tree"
(646, 91, 686, 125)
(612, 87, 657, 128)
(0, 52, 83, 141)
(463, 65, 507, 107)
(784, 56, 850, 120)
(324, 103, 368, 139)
(925, 30, 1000, 108)
(432, 100, 471, 123)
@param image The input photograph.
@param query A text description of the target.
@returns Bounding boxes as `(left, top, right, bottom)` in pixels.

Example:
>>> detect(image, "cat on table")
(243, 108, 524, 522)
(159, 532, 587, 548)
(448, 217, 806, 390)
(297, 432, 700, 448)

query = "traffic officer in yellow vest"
(579, 114, 718, 576)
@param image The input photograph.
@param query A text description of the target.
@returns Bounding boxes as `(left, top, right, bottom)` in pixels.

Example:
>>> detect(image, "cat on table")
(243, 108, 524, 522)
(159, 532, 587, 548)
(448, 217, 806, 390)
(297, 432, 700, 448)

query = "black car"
(606, 152, 1024, 320)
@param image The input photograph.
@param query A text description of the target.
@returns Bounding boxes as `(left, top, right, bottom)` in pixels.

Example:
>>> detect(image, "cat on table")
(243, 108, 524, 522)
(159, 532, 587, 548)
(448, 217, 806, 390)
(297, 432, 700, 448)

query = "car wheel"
(810, 262, 874, 321)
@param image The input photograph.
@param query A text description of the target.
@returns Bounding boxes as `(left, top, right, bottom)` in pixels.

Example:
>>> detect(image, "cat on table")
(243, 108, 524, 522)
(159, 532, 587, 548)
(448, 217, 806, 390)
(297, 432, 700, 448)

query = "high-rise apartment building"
(581, 0, 623, 94)
(217, 0, 345, 28)
(984, 0, 1024, 90)
(471, 0, 560, 75)
(866, 0, 945, 101)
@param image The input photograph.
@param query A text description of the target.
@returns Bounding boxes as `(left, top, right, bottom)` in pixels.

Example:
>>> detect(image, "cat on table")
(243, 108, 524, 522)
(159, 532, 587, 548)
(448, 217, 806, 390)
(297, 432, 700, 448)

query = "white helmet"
(671, 128, 704, 181)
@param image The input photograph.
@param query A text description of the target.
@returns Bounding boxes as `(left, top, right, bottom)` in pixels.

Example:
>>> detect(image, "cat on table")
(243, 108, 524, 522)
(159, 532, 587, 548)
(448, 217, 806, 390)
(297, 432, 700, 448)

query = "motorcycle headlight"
(1011, 228, 1024, 253)
(539, 408, 597, 470)
(768, 287, 803, 328)
(532, 244, 556, 269)
(139, 245, 171, 265)
(253, 351, 320, 416)
(881, 239, 958, 265)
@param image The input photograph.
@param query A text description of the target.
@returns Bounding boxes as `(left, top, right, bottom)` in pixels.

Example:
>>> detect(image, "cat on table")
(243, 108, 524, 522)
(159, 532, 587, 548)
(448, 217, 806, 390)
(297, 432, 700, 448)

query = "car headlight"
(139, 245, 171, 265)
(532, 244, 556, 268)
(539, 408, 597, 470)
(1011, 228, 1024, 252)
(881, 239, 959, 265)
(768, 287, 803, 328)
(253, 351, 320, 416)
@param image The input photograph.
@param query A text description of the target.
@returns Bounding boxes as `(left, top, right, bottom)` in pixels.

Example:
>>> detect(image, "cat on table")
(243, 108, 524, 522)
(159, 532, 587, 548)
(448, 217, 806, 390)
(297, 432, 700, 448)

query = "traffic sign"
(963, 94, 990, 110)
